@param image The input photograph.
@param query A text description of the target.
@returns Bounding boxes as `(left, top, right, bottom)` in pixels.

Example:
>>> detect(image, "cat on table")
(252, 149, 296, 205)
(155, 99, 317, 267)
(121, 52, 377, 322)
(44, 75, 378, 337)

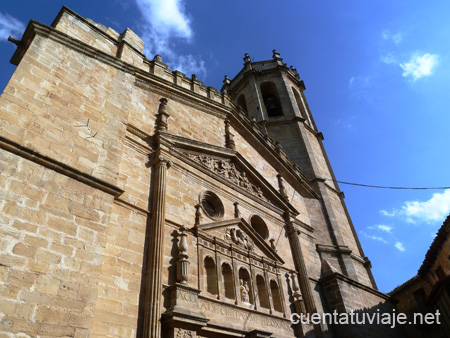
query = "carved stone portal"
(226, 228, 254, 251)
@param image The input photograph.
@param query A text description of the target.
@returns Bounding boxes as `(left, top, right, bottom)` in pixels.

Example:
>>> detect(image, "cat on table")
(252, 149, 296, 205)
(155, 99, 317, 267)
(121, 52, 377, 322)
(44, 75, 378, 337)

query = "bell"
(264, 95, 281, 116)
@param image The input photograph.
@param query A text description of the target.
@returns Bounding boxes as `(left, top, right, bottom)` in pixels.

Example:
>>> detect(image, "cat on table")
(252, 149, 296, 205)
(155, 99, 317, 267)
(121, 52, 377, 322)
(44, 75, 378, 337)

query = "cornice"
(320, 271, 395, 302)
(0, 135, 124, 198)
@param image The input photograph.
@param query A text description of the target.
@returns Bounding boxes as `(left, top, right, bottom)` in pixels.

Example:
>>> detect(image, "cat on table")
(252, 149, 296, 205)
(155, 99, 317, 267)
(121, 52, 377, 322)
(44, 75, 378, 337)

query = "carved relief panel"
(225, 227, 254, 250)
(183, 152, 271, 203)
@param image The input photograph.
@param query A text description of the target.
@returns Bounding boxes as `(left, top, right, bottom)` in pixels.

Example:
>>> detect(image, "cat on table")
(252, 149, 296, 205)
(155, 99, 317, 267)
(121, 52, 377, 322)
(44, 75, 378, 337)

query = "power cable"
(330, 179, 450, 190)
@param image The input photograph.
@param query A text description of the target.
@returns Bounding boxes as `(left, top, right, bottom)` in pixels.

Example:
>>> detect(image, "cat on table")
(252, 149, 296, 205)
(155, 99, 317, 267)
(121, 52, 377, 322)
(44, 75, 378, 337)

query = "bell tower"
(222, 50, 377, 289)
(222, 50, 325, 180)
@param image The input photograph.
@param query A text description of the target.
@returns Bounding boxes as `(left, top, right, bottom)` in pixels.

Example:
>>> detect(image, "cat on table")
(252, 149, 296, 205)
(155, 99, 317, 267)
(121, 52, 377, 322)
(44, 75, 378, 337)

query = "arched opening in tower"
(261, 82, 283, 117)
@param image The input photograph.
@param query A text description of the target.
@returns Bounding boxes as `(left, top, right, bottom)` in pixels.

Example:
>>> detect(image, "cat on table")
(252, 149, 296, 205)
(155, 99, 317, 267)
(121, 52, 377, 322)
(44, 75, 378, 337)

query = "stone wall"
(0, 6, 403, 338)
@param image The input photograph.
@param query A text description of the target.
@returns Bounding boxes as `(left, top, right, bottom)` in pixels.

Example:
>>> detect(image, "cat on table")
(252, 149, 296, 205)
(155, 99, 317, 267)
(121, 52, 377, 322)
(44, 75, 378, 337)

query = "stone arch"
(204, 256, 218, 295)
(237, 94, 248, 114)
(260, 81, 283, 117)
(256, 274, 270, 309)
(270, 279, 283, 312)
(238, 267, 253, 304)
(221, 262, 235, 300)
(292, 87, 308, 122)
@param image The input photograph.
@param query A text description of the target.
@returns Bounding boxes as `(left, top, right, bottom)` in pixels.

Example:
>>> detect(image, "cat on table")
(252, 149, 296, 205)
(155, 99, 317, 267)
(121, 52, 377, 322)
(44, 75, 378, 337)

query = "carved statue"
(239, 172, 250, 189)
(240, 279, 250, 303)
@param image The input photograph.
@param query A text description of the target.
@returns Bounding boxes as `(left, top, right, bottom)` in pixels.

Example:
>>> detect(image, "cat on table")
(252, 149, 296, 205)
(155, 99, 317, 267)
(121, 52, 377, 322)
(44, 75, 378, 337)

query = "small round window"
(200, 191, 224, 219)
(250, 215, 269, 240)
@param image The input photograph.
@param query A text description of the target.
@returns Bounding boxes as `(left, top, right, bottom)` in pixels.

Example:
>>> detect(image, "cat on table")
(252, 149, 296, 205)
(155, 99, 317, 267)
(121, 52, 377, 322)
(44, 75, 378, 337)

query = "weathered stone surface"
(0, 6, 402, 338)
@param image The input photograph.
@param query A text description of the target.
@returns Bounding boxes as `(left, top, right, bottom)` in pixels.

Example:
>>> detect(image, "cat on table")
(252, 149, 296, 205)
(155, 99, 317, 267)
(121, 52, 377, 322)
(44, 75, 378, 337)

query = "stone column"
(286, 214, 322, 337)
(286, 215, 316, 314)
(143, 154, 171, 338)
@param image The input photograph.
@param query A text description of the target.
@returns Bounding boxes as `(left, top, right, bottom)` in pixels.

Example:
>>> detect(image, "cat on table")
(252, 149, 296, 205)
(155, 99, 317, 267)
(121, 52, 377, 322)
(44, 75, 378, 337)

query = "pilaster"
(286, 215, 322, 337)
(143, 153, 172, 338)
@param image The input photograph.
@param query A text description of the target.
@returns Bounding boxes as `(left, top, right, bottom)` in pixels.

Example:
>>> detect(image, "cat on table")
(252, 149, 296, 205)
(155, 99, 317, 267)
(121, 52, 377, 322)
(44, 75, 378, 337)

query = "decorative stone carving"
(240, 279, 250, 304)
(277, 174, 289, 201)
(183, 152, 270, 203)
(225, 119, 236, 150)
(272, 49, 281, 60)
(177, 225, 189, 284)
(291, 271, 306, 315)
(243, 53, 251, 65)
(226, 228, 254, 251)
(155, 97, 170, 132)
(233, 201, 241, 218)
(195, 204, 202, 226)
(269, 238, 277, 252)
(176, 328, 194, 338)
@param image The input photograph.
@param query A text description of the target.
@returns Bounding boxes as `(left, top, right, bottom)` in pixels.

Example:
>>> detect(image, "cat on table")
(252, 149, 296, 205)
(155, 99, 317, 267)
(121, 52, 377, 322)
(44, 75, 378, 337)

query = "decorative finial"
(277, 174, 289, 200)
(195, 204, 202, 226)
(234, 202, 241, 218)
(291, 271, 306, 314)
(223, 75, 230, 85)
(153, 54, 162, 62)
(272, 49, 281, 60)
(275, 141, 282, 152)
(225, 119, 236, 150)
(270, 238, 277, 251)
(176, 225, 189, 284)
(192, 74, 197, 81)
(243, 53, 251, 64)
(155, 98, 170, 132)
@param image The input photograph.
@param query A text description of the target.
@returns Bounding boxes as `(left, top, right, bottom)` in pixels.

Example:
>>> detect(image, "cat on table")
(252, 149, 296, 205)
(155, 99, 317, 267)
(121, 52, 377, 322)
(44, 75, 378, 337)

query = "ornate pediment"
(158, 131, 299, 215)
(196, 218, 284, 264)
(182, 152, 271, 204)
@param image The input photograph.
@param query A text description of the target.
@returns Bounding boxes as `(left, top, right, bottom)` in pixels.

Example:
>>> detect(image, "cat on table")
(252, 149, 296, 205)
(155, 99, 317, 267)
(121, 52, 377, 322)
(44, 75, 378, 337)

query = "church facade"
(0, 7, 404, 338)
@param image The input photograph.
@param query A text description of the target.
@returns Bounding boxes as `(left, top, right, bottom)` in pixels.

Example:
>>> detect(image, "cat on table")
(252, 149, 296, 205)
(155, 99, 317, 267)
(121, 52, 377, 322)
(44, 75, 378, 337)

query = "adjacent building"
(390, 214, 450, 338)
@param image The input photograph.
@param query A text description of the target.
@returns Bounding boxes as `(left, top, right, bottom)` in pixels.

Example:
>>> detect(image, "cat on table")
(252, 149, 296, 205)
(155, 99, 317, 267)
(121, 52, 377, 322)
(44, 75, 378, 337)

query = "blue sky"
(1, 1, 449, 293)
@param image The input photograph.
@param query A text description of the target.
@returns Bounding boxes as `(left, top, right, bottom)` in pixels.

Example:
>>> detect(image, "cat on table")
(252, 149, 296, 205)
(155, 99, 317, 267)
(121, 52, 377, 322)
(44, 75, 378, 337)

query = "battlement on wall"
(49, 6, 227, 105)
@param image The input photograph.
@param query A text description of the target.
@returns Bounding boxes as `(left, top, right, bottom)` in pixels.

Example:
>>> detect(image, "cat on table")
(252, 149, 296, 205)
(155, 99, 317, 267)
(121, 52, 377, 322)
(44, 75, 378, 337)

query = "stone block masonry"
(0, 6, 404, 338)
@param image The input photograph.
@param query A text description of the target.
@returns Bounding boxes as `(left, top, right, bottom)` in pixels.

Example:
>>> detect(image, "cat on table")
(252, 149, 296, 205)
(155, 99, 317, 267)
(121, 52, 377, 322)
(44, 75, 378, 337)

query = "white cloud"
(400, 52, 439, 81)
(367, 224, 393, 234)
(361, 231, 388, 244)
(381, 30, 402, 45)
(0, 12, 25, 41)
(380, 53, 397, 64)
(380, 209, 397, 217)
(349, 76, 371, 101)
(377, 225, 392, 233)
(349, 76, 369, 88)
(135, 0, 206, 78)
(395, 242, 405, 252)
(381, 189, 450, 225)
